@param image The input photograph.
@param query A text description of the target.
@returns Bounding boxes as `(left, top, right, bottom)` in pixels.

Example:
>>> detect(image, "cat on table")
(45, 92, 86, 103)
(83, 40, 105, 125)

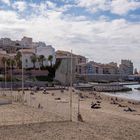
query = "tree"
(6, 58, 11, 69)
(45, 59, 61, 81)
(15, 52, 22, 69)
(38, 55, 46, 68)
(10, 59, 16, 69)
(48, 55, 53, 67)
(37, 56, 41, 70)
(30, 54, 37, 69)
(1, 57, 7, 81)
(134, 68, 138, 75)
(1, 57, 7, 68)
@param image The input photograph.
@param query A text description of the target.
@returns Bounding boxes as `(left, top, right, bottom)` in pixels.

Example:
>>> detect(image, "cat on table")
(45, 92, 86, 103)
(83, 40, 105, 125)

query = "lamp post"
(4, 61, 7, 96)
(78, 92, 80, 117)
(10, 53, 13, 98)
(70, 50, 73, 121)
(22, 45, 24, 104)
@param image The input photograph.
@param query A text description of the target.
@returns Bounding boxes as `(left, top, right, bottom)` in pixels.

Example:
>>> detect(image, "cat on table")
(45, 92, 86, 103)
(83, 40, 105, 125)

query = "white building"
(18, 42, 56, 69)
(36, 42, 56, 65)
(19, 49, 35, 68)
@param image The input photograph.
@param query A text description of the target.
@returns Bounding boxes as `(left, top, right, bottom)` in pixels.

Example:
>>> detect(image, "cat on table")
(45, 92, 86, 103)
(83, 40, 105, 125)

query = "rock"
(124, 107, 136, 112)
(91, 103, 101, 109)
(118, 104, 127, 107)
(110, 100, 118, 105)
(77, 114, 84, 122)
(97, 101, 101, 104)
(55, 97, 61, 100)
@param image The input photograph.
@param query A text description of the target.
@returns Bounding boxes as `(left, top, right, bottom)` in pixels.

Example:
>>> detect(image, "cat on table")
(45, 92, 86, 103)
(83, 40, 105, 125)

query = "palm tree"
(37, 56, 41, 70)
(38, 55, 46, 68)
(11, 59, 16, 69)
(6, 58, 11, 69)
(15, 52, 22, 69)
(1, 57, 7, 68)
(30, 54, 37, 69)
(1, 57, 8, 93)
(48, 55, 53, 67)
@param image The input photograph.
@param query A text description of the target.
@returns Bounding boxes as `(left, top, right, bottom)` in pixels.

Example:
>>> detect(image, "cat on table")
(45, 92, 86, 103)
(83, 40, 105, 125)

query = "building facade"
(55, 50, 87, 85)
(0, 37, 56, 69)
(86, 61, 118, 75)
(119, 60, 133, 75)
(36, 42, 56, 66)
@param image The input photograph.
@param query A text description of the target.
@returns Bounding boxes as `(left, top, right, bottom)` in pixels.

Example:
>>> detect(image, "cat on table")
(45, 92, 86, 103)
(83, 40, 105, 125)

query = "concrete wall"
(76, 74, 128, 82)
(55, 58, 76, 85)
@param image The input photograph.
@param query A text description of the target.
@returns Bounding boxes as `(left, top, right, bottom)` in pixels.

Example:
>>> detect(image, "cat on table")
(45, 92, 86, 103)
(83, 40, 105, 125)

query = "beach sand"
(0, 89, 140, 140)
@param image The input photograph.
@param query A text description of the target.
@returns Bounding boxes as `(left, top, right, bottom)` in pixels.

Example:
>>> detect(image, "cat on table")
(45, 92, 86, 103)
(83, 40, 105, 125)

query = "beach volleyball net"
(0, 89, 73, 126)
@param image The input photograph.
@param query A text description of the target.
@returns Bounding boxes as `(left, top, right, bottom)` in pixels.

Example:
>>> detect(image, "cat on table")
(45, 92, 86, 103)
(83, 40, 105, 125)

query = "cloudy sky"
(0, 0, 140, 69)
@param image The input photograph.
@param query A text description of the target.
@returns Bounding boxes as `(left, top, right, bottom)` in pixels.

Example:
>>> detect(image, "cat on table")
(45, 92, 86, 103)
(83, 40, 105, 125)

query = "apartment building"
(86, 61, 118, 75)
(119, 60, 133, 75)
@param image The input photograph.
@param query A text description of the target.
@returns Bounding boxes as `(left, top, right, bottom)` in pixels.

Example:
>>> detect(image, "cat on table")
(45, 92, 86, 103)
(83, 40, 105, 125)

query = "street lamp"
(70, 50, 73, 122)
(10, 52, 13, 98)
(21, 44, 24, 104)
(4, 61, 7, 96)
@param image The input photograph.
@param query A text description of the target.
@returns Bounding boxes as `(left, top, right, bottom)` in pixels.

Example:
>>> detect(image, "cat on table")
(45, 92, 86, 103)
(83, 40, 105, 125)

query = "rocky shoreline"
(93, 85, 132, 92)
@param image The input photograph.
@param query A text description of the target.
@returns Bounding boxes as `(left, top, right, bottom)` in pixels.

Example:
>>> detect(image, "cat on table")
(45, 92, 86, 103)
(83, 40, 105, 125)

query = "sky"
(0, 0, 140, 69)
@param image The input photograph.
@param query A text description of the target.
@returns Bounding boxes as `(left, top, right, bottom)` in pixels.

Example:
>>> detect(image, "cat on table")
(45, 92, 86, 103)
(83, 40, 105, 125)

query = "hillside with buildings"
(0, 37, 56, 68)
(0, 36, 139, 85)
(55, 50, 138, 84)
(0, 37, 56, 84)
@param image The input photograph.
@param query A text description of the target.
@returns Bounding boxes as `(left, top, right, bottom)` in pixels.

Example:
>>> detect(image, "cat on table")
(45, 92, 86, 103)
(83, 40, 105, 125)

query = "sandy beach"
(0, 89, 140, 140)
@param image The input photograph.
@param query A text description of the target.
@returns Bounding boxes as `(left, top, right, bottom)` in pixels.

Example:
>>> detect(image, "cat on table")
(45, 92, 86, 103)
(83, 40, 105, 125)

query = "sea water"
(104, 84, 140, 101)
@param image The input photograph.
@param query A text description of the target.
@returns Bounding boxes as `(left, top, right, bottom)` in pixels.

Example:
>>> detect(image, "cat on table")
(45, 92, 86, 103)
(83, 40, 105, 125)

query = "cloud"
(0, 1, 140, 68)
(111, 0, 140, 15)
(76, 0, 110, 13)
(0, 0, 10, 5)
(46, 1, 56, 9)
(76, 0, 140, 15)
(0, 10, 27, 38)
(12, 1, 27, 12)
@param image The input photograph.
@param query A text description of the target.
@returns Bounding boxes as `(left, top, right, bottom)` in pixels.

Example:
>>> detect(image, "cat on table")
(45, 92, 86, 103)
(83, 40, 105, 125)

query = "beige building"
(55, 50, 87, 85)
(86, 61, 118, 75)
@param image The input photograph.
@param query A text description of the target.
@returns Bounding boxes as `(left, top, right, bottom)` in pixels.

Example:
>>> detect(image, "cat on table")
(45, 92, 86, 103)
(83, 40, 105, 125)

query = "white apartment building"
(18, 42, 56, 69)
(19, 49, 35, 68)
(36, 42, 56, 65)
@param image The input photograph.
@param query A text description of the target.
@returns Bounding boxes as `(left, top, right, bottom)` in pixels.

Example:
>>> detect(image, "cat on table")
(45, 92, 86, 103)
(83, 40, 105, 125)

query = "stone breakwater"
(135, 87, 140, 90)
(93, 85, 132, 92)
(74, 83, 132, 92)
